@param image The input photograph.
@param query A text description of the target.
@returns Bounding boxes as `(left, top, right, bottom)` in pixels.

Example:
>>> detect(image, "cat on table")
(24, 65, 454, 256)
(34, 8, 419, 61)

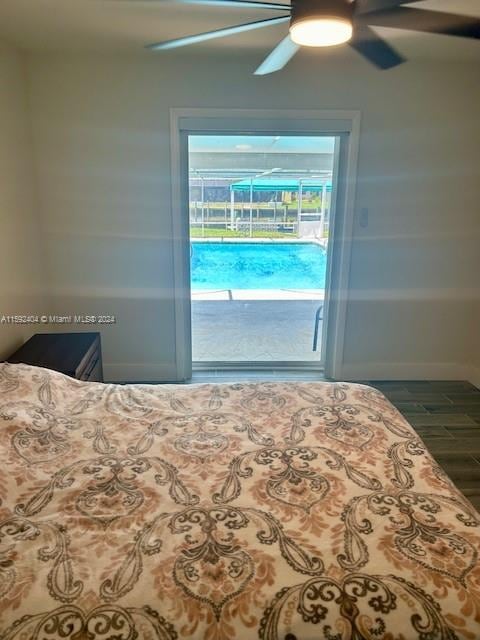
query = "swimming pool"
(191, 242, 327, 290)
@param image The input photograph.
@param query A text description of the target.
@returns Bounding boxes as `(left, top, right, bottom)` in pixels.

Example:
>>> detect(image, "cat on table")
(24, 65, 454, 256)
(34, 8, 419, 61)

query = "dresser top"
(7, 332, 100, 377)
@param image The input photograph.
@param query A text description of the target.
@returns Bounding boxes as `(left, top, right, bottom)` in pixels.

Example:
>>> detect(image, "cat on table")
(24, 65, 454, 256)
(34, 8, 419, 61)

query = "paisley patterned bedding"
(1, 363, 480, 640)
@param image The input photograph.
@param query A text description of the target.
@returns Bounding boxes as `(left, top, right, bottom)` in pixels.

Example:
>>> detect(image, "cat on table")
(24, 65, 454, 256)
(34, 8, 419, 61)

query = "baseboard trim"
(103, 361, 480, 387)
(338, 362, 473, 382)
(103, 363, 179, 384)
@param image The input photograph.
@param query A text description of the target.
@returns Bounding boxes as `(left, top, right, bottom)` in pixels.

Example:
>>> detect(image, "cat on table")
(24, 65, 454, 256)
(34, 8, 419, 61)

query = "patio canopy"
(231, 178, 332, 192)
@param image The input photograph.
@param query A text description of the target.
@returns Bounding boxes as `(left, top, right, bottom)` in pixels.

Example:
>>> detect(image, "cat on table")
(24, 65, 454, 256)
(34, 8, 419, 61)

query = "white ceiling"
(0, 0, 479, 61)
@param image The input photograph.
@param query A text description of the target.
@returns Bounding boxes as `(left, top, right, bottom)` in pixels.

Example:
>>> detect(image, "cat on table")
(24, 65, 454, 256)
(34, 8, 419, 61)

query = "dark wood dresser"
(7, 332, 103, 382)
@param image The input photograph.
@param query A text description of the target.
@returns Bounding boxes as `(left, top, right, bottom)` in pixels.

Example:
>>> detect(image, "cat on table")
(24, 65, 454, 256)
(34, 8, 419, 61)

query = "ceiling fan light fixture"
(289, 0, 354, 48)
(290, 17, 352, 47)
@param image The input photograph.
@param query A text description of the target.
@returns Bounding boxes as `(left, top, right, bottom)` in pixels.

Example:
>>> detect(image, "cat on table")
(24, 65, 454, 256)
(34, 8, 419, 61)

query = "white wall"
(0, 43, 47, 360)
(26, 51, 480, 382)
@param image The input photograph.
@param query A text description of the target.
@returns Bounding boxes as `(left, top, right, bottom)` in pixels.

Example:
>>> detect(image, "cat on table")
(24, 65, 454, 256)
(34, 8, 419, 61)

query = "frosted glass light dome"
(290, 17, 353, 47)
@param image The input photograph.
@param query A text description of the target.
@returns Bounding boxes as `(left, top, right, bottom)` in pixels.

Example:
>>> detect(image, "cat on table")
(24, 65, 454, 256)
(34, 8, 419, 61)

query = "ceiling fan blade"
(127, 0, 289, 10)
(355, 0, 419, 15)
(365, 7, 480, 39)
(146, 15, 290, 50)
(254, 35, 300, 75)
(349, 24, 405, 68)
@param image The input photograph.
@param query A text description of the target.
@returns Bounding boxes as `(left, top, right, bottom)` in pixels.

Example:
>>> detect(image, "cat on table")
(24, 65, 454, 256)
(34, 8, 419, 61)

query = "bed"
(1, 363, 479, 639)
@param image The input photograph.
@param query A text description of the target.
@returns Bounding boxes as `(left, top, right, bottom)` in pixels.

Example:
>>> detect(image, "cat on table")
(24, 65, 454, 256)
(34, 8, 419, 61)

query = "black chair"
(312, 304, 324, 351)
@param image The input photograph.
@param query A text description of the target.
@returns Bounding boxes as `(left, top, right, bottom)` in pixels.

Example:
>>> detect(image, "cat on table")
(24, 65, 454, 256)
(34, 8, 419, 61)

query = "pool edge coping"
(192, 289, 325, 301)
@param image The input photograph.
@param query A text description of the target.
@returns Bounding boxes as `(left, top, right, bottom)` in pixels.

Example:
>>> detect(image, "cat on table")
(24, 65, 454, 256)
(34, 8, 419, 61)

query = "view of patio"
(192, 291, 324, 362)
(189, 135, 335, 364)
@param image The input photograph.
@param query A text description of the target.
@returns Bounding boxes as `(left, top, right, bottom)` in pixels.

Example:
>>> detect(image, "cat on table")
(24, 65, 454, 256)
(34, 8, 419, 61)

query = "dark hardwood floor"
(191, 372, 480, 510)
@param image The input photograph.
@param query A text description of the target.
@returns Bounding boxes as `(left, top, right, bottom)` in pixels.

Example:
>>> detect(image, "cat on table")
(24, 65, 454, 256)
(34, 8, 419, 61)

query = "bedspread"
(1, 363, 480, 639)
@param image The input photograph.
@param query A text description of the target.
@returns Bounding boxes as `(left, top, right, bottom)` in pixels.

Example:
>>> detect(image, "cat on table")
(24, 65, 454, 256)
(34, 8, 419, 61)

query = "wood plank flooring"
(191, 372, 480, 510)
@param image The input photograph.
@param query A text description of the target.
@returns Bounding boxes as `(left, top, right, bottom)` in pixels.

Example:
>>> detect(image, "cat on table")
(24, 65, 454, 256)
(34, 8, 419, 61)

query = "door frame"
(170, 108, 361, 381)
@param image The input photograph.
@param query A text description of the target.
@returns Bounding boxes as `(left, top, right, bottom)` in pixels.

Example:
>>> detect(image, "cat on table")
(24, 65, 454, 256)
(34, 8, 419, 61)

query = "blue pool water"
(191, 242, 327, 290)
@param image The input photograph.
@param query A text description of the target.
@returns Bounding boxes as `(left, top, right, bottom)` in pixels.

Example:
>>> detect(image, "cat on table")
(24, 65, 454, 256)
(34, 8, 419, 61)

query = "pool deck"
(192, 298, 324, 362)
(191, 238, 328, 247)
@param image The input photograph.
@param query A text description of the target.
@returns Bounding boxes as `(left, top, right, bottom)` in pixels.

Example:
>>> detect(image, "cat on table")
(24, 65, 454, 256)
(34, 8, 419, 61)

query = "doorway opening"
(187, 134, 339, 369)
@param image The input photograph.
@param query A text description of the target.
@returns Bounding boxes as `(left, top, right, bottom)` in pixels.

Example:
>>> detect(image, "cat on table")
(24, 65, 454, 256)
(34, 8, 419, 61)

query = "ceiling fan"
(139, 0, 480, 74)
